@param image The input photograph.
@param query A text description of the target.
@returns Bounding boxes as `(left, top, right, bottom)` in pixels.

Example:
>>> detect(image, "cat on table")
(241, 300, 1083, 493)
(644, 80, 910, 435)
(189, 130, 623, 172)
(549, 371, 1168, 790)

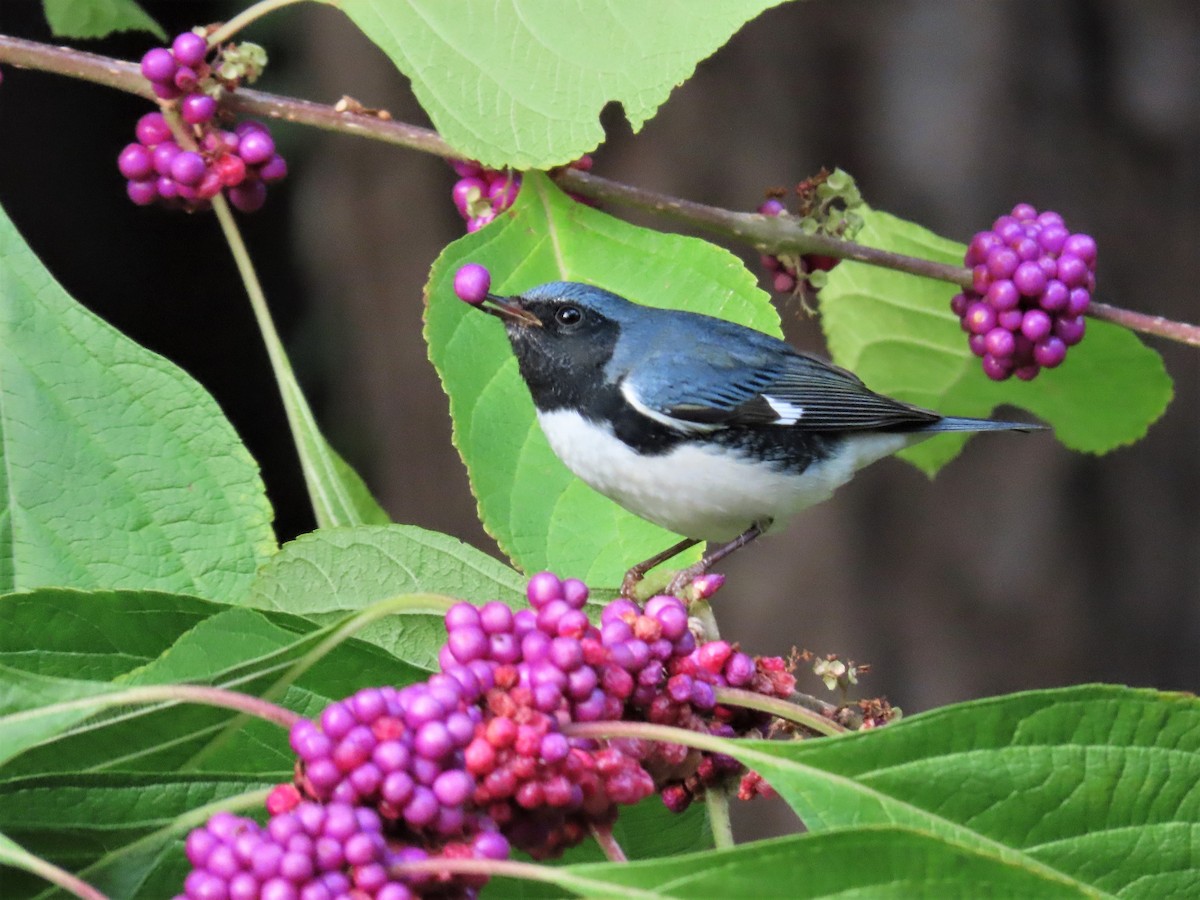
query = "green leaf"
(0, 203, 276, 597)
(0, 590, 423, 778)
(0, 588, 213, 681)
(334, 0, 788, 169)
(42, 0, 165, 40)
(819, 209, 1173, 474)
(0, 774, 268, 899)
(241, 524, 526, 670)
(727, 685, 1200, 898)
(425, 172, 781, 587)
(557, 828, 1092, 898)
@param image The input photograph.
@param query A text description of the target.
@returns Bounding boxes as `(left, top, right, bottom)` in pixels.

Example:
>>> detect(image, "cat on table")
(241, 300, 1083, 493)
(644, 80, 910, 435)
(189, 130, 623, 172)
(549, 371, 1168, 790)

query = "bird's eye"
(555, 305, 583, 327)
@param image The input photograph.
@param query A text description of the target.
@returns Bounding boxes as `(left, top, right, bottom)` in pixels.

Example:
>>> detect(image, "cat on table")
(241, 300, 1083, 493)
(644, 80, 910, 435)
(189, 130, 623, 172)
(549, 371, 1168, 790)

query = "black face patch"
(505, 297, 622, 411)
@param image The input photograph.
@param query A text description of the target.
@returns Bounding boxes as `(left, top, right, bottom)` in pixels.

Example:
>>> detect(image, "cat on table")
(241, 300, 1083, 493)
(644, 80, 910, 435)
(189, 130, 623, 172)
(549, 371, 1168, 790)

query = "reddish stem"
(1, 33, 1197, 347)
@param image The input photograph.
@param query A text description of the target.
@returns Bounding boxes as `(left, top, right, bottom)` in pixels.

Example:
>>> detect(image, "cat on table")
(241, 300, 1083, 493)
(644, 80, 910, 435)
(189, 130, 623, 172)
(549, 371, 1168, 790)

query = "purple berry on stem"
(1014, 364, 1041, 381)
(151, 81, 182, 101)
(1012, 261, 1047, 296)
(757, 198, 786, 216)
(453, 263, 491, 305)
(1067, 287, 1091, 317)
(140, 47, 177, 83)
(984, 327, 1015, 358)
(173, 66, 199, 92)
(173, 31, 209, 68)
(126, 180, 158, 206)
(1040, 280, 1069, 312)
(997, 308, 1024, 331)
(238, 129, 276, 166)
(151, 141, 180, 176)
(258, 154, 288, 183)
(1020, 309, 1053, 342)
(135, 112, 172, 146)
(1055, 315, 1086, 346)
(984, 280, 1020, 311)
(118, 143, 154, 180)
(169, 151, 207, 186)
(227, 179, 267, 212)
(1034, 336, 1067, 368)
(181, 93, 217, 125)
(981, 354, 1014, 381)
(964, 302, 997, 335)
(1062, 233, 1097, 265)
(452, 177, 487, 218)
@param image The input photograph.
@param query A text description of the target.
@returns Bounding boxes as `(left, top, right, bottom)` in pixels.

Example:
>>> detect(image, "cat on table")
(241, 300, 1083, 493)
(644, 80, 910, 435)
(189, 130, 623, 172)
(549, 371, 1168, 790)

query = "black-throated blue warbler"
(472, 280, 1042, 596)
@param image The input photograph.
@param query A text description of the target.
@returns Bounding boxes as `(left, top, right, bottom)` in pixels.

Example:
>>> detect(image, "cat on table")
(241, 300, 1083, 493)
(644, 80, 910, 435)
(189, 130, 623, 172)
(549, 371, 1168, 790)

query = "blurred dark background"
(1, 0, 1197, 837)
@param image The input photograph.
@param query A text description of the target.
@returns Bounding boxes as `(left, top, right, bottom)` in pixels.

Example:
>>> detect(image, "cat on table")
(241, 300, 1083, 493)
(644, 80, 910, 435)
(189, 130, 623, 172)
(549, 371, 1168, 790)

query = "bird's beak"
(480, 293, 542, 328)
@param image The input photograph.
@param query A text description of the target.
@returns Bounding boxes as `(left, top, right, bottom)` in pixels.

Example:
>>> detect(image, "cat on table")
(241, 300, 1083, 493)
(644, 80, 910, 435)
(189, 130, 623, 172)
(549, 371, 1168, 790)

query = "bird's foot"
(619, 536, 700, 599)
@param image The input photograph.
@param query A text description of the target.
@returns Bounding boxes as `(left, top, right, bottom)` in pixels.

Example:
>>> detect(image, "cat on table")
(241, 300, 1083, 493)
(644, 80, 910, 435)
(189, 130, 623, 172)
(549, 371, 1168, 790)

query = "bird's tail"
(922, 415, 1047, 434)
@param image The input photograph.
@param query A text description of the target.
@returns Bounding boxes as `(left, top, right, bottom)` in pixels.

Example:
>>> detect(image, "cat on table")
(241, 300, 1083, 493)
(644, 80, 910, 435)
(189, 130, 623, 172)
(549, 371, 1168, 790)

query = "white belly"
(536, 410, 916, 541)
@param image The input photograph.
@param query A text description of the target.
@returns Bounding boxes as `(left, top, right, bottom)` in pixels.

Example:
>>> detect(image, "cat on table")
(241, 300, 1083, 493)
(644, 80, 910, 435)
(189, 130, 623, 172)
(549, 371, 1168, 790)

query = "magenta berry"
(140, 47, 177, 83)
(953, 203, 1096, 380)
(453, 264, 492, 305)
(180, 93, 217, 125)
(172, 31, 209, 68)
(238, 130, 276, 166)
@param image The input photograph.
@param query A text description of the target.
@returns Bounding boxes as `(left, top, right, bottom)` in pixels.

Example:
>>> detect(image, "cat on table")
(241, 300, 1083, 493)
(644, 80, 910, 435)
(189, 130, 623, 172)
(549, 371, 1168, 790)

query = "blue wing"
(618, 318, 941, 433)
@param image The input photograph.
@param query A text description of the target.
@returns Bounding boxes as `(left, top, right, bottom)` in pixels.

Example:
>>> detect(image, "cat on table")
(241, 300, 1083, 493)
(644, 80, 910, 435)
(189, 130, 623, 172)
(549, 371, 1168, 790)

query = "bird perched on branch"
(472, 280, 1042, 597)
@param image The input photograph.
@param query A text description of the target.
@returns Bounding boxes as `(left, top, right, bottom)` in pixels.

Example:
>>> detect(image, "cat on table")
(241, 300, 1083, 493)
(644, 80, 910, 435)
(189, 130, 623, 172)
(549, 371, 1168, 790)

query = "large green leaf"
(334, 0, 789, 169)
(242, 524, 526, 670)
(41, 0, 165, 40)
(556, 828, 1091, 898)
(424, 172, 781, 587)
(0, 589, 423, 779)
(725, 685, 1200, 898)
(0, 204, 275, 597)
(819, 209, 1172, 474)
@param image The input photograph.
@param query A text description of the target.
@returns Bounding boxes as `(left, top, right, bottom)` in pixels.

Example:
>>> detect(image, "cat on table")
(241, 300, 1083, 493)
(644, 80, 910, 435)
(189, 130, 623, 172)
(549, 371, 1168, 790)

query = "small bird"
(474, 281, 1042, 597)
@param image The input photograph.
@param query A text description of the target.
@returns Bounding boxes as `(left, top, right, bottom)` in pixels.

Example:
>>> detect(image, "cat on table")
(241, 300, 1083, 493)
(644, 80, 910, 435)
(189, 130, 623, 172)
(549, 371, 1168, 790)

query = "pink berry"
(454, 265, 492, 305)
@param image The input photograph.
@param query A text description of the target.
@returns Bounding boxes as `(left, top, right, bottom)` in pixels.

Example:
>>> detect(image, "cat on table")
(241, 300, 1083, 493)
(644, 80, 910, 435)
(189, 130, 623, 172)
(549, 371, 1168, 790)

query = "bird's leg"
(620, 536, 700, 598)
(666, 521, 769, 598)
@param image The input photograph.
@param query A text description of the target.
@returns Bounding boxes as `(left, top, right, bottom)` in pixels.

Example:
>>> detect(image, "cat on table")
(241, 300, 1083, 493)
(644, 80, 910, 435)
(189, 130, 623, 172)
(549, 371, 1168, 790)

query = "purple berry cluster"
(449, 160, 521, 232)
(178, 573, 797, 897)
(178, 805, 397, 900)
(953, 204, 1097, 381)
(757, 198, 839, 296)
(449, 156, 593, 232)
(120, 30, 285, 212)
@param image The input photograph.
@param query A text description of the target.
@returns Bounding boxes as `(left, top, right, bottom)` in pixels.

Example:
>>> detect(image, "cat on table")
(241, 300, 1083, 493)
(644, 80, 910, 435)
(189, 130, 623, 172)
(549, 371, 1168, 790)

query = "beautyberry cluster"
(179, 805, 400, 900)
(178, 573, 800, 898)
(448, 156, 593, 232)
(120, 30, 285, 212)
(953, 204, 1096, 381)
(757, 168, 863, 296)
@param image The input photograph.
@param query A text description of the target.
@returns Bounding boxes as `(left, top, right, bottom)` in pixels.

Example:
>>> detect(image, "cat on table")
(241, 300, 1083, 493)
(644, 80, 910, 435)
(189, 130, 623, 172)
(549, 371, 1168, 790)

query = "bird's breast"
(535, 409, 914, 541)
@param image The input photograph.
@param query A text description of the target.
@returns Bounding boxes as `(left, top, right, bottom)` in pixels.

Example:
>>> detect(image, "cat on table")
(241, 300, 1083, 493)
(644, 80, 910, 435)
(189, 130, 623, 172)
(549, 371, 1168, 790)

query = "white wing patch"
(620, 380, 721, 433)
(764, 395, 804, 424)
